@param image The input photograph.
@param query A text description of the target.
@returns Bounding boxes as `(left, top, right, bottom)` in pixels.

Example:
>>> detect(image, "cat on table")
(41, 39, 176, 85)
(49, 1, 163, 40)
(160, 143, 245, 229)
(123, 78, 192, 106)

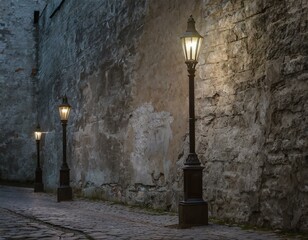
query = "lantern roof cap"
(181, 15, 203, 39)
(59, 95, 71, 108)
(35, 124, 41, 132)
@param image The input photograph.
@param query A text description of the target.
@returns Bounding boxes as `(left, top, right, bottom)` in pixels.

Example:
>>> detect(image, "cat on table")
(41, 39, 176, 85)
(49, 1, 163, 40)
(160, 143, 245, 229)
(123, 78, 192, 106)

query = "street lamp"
(179, 15, 208, 226)
(57, 95, 72, 202)
(34, 124, 44, 192)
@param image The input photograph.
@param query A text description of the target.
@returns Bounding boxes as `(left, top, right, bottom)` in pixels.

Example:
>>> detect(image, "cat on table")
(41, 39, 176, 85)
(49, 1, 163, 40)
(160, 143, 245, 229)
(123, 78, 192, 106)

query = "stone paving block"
(0, 186, 304, 240)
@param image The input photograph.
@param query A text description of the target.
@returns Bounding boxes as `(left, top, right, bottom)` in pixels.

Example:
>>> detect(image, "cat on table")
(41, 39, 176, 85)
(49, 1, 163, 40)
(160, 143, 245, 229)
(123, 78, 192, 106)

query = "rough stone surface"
(0, 0, 46, 181)
(0, 186, 299, 240)
(198, 0, 308, 231)
(1, 0, 307, 232)
(37, 0, 200, 212)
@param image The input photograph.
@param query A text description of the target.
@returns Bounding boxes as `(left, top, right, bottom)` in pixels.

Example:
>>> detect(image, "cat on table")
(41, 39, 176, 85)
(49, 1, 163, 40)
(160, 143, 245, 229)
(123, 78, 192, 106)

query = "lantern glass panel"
(181, 36, 202, 62)
(59, 106, 70, 121)
(35, 131, 42, 140)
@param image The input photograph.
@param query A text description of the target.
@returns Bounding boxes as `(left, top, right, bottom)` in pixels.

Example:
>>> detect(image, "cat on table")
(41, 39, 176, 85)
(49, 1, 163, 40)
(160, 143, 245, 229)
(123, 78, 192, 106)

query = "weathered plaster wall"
(0, 0, 45, 181)
(36, 0, 307, 231)
(38, 0, 152, 192)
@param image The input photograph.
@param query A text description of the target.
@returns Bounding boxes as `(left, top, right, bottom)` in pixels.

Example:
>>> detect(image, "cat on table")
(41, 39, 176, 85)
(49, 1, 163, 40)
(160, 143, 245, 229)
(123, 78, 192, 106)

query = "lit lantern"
(58, 96, 71, 122)
(34, 124, 42, 141)
(57, 95, 73, 201)
(180, 15, 203, 63)
(178, 15, 208, 226)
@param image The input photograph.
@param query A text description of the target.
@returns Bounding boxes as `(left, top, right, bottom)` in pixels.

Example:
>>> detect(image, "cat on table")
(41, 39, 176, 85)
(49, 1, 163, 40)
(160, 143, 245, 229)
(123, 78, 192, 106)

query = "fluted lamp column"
(57, 96, 73, 202)
(178, 15, 208, 226)
(34, 124, 44, 192)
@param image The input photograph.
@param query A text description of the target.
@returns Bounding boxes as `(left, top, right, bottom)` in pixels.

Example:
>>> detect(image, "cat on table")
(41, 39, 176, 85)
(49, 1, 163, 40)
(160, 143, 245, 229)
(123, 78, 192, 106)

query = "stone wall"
(1, 0, 306, 231)
(0, 0, 45, 181)
(37, 0, 199, 207)
(198, 0, 307, 231)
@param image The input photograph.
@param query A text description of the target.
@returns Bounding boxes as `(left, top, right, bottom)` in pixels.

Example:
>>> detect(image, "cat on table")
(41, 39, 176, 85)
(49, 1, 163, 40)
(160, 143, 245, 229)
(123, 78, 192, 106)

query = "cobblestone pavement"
(0, 186, 302, 240)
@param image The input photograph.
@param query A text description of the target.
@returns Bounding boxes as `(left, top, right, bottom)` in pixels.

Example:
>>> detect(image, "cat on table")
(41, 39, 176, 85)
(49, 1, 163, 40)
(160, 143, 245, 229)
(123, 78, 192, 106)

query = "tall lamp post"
(57, 96, 72, 202)
(34, 124, 44, 192)
(179, 15, 208, 226)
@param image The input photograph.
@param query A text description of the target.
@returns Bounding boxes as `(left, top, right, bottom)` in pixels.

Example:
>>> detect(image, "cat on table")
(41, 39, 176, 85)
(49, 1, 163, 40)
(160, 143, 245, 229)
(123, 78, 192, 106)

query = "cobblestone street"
(0, 186, 302, 240)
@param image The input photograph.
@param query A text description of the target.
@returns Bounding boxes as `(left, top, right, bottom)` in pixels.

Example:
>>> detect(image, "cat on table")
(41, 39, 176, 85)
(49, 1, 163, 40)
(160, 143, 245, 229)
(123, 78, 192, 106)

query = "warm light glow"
(59, 106, 71, 121)
(181, 36, 203, 62)
(34, 124, 42, 140)
(180, 15, 203, 63)
(58, 96, 71, 121)
(34, 131, 42, 140)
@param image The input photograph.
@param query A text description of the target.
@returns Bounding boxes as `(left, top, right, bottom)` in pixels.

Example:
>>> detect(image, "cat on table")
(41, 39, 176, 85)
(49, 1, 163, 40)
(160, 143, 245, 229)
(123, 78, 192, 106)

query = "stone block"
(0, 0, 306, 232)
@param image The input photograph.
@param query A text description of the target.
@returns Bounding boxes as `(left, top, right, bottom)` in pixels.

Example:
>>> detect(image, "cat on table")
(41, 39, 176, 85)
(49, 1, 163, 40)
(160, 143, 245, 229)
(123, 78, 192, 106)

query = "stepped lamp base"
(34, 183, 44, 192)
(57, 186, 72, 202)
(179, 200, 208, 227)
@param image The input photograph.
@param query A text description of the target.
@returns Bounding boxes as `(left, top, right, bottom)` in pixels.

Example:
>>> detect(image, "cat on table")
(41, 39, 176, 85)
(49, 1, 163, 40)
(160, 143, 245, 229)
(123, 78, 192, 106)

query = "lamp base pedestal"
(179, 200, 208, 226)
(34, 182, 44, 192)
(57, 186, 72, 202)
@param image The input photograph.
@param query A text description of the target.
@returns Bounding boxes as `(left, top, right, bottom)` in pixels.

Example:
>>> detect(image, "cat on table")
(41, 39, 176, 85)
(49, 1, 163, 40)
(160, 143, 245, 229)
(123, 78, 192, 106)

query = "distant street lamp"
(179, 15, 208, 226)
(57, 96, 72, 202)
(34, 124, 44, 192)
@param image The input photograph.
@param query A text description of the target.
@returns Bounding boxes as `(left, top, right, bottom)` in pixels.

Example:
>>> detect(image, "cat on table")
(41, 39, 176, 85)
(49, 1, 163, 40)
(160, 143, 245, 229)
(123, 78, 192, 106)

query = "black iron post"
(57, 97, 72, 202)
(187, 62, 199, 165)
(34, 138, 44, 192)
(179, 16, 208, 227)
